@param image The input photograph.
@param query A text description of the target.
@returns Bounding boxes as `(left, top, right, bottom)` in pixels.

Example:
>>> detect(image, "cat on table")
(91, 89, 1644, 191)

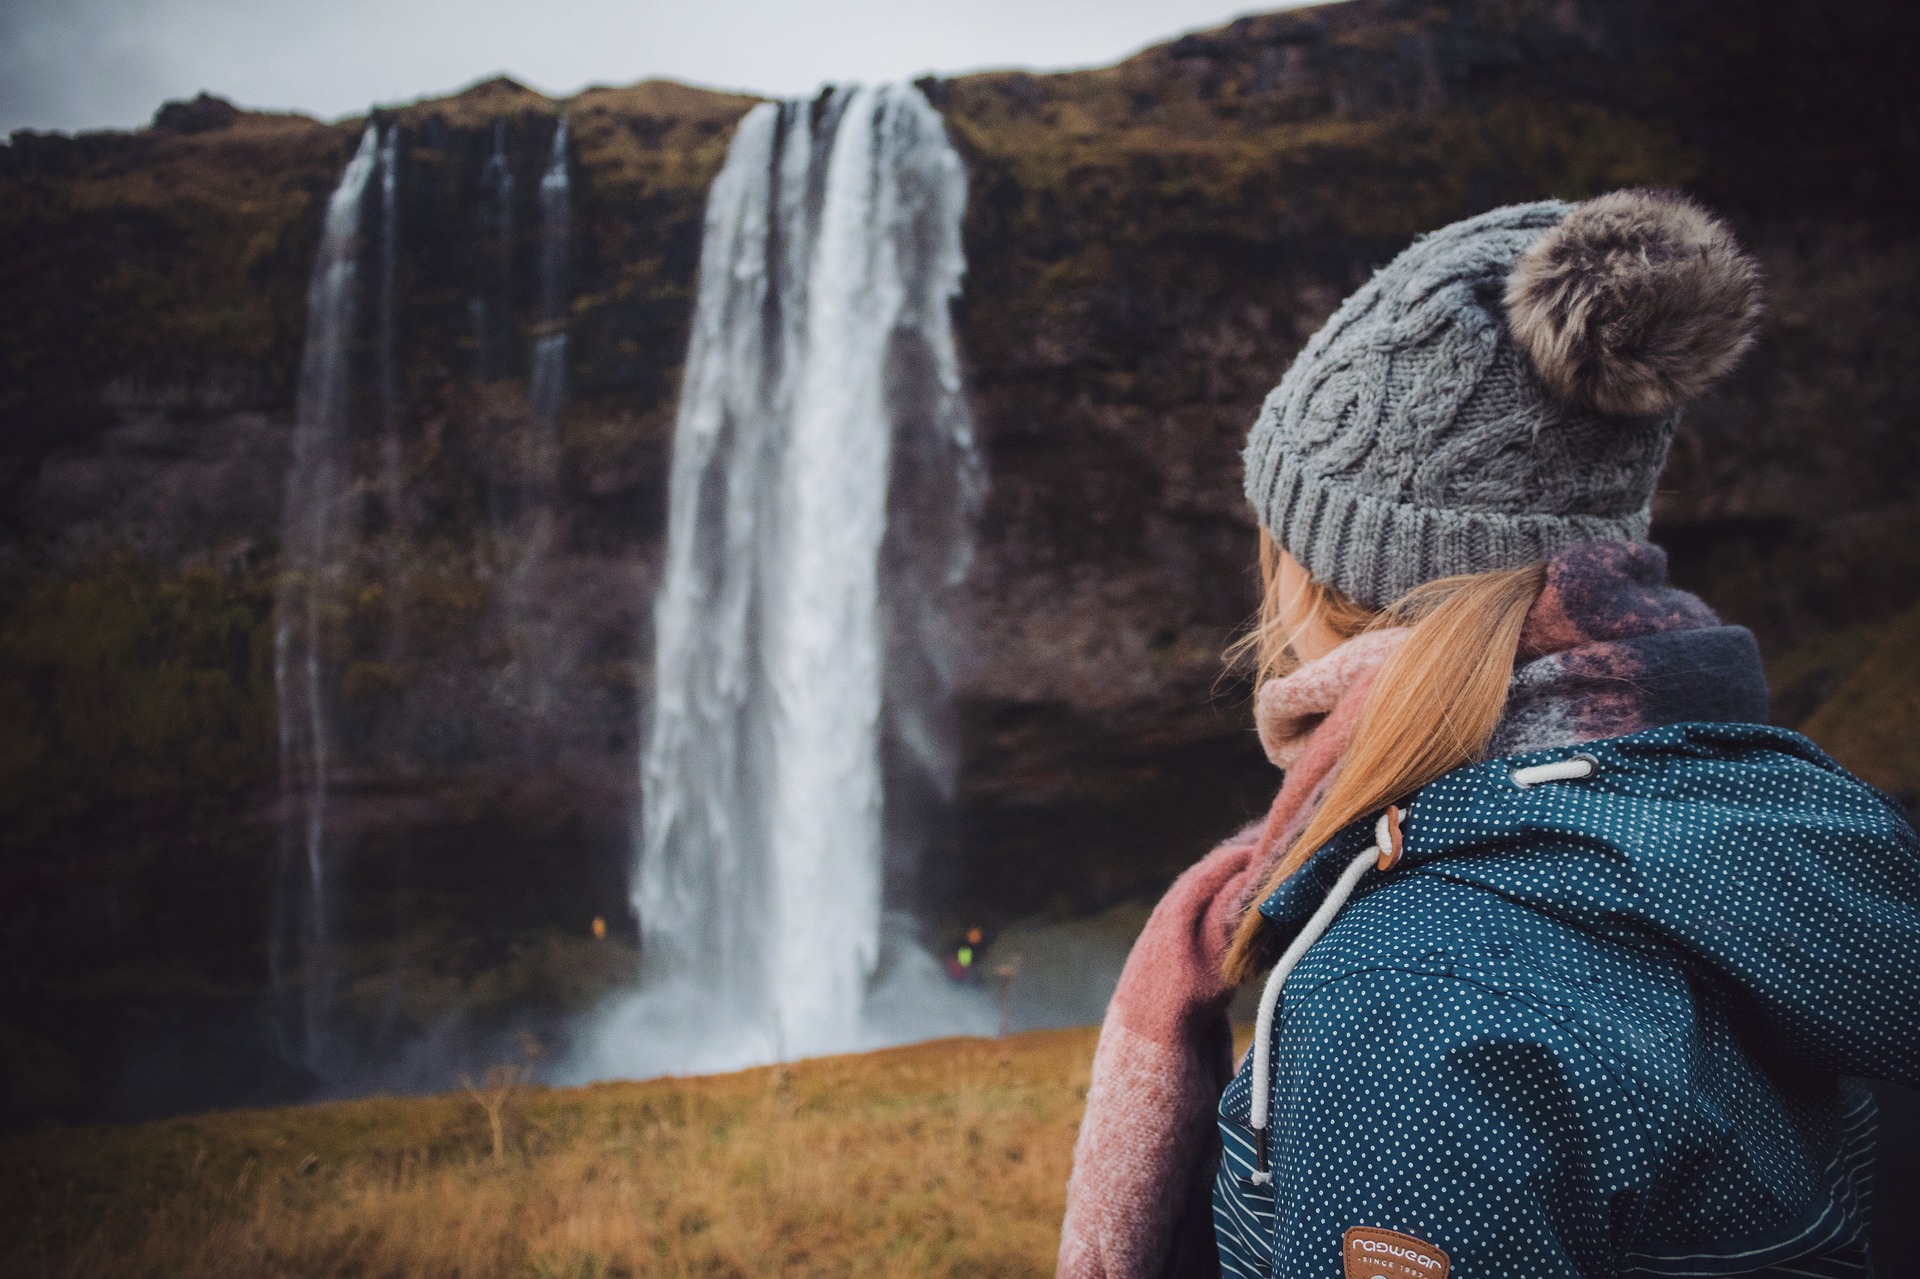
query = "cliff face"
(0, 80, 756, 1118)
(1, 0, 1915, 1121)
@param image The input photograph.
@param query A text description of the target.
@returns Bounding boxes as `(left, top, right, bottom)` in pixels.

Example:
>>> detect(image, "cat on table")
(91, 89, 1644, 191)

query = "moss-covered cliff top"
(0, 75, 756, 469)
(6, 0, 1912, 442)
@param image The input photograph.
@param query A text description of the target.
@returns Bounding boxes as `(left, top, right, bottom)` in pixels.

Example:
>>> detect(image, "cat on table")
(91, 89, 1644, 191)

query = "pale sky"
(0, 0, 1330, 135)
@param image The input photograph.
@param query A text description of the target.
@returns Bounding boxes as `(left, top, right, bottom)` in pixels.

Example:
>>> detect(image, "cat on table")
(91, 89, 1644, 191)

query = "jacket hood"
(1259, 719, 1920, 1086)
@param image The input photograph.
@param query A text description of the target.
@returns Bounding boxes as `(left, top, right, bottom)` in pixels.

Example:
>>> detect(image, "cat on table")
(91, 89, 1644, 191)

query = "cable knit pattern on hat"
(1242, 200, 1693, 607)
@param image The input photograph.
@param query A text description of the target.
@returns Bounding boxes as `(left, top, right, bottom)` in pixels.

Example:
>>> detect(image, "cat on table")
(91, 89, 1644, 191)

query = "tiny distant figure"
(943, 925, 987, 983)
(1058, 191, 1920, 1279)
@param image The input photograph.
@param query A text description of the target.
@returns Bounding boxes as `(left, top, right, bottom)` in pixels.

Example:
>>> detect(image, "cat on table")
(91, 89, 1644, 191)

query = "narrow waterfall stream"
(529, 115, 570, 434)
(272, 123, 382, 1073)
(476, 119, 516, 382)
(496, 113, 573, 732)
(376, 125, 403, 537)
(579, 83, 989, 1079)
(270, 113, 582, 1085)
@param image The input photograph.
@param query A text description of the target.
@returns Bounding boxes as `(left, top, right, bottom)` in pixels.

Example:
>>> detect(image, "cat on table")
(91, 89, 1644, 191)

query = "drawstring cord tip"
(1251, 1124, 1272, 1185)
(1374, 804, 1404, 871)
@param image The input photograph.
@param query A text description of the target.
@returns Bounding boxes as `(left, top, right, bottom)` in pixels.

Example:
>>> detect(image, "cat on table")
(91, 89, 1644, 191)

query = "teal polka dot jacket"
(1214, 720, 1919, 1278)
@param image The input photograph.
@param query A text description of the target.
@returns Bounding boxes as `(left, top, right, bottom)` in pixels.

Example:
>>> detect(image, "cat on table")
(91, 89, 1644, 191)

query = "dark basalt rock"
(152, 93, 242, 135)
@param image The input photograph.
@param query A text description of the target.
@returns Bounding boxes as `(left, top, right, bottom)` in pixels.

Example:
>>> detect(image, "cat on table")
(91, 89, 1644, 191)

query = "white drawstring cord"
(1511, 753, 1597, 788)
(1243, 754, 1605, 1185)
(1247, 809, 1398, 1185)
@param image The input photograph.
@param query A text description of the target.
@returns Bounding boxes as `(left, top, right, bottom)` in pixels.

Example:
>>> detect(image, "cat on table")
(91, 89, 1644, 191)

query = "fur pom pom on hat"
(1242, 191, 1762, 608)
(1505, 189, 1764, 418)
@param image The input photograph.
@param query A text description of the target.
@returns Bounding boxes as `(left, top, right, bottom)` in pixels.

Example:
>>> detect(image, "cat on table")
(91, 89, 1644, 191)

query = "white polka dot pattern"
(1214, 721, 1919, 1278)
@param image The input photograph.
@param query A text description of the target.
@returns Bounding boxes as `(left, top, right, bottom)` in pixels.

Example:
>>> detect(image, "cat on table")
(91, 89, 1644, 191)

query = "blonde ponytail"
(1221, 548, 1546, 985)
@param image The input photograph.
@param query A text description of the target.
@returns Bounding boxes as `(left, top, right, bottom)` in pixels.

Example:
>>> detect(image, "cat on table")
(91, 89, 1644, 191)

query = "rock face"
(0, 79, 755, 1118)
(1, 0, 1916, 1122)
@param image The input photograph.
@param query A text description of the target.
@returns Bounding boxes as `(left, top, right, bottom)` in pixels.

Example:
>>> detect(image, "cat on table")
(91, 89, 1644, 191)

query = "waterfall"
(272, 123, 381, 1073)
(376, 125, 402, 531)
(269, 111, 575, 1080)
(593, 83, 985, 1077)
(496, 114, 572, 730)
(530, 115, 569, 434)
(477, 119, 515, 381)
(369, 123, 412, 1049)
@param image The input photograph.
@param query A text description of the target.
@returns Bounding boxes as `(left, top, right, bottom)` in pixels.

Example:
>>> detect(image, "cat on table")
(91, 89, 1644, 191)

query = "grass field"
(1, 1028, 1104, 1279)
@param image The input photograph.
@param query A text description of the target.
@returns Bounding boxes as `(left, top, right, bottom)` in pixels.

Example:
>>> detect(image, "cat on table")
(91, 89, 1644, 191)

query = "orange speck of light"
(591, 916, 607, 940)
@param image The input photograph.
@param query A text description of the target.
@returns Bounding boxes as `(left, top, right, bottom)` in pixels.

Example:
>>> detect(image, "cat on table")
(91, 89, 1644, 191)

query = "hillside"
(1, 1030, 1098, 1278)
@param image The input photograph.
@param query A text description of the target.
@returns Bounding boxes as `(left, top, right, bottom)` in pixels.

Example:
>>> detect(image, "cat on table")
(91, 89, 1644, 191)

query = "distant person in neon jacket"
(1057, 190, 1920, 1279)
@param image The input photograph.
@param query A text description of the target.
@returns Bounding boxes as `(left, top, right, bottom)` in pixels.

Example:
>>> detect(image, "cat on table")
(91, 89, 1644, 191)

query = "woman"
(1058, 191, 1920, 1279)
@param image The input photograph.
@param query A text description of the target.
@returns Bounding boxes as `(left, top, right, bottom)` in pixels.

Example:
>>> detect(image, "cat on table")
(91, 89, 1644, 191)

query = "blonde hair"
(1221, 533, 1547, 985)
(1225, 531, 1377, 688)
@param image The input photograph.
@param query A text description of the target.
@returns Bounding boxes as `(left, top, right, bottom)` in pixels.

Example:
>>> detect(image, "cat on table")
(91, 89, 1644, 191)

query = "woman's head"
(1222, 189, 1763, 981)
(1240, 189, 1762, 611)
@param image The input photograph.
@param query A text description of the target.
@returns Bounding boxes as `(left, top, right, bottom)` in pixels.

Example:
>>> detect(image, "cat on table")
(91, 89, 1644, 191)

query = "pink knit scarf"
(1056, 629, 1408, 1279)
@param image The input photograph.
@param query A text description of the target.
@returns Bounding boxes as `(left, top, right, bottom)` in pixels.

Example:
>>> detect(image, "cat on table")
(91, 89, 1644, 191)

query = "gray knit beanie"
(1242, 190, 1763, 608)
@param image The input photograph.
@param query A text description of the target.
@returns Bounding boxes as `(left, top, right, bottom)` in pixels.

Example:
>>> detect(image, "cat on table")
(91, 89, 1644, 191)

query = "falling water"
(580, 84, 986, 1079)
(272, 123, 381, 1073)
(496, 114, 572, 729)
(368, 123, 412, 1050)
(376, 125, 402, 528)
(529, 115, 569, 434)
(476, 119, 515, 382)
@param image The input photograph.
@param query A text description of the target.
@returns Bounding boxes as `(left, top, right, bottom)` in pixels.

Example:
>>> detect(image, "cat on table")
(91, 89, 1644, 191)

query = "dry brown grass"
(1, 1028, 1100, 1279)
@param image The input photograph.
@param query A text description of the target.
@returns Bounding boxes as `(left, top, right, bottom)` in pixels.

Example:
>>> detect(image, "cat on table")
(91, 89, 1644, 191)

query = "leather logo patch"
(1342, 1226, 1450, 1279)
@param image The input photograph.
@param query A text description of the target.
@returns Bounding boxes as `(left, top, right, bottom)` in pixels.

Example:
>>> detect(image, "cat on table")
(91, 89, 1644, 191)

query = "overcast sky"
(0, 0, 1329, 135)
